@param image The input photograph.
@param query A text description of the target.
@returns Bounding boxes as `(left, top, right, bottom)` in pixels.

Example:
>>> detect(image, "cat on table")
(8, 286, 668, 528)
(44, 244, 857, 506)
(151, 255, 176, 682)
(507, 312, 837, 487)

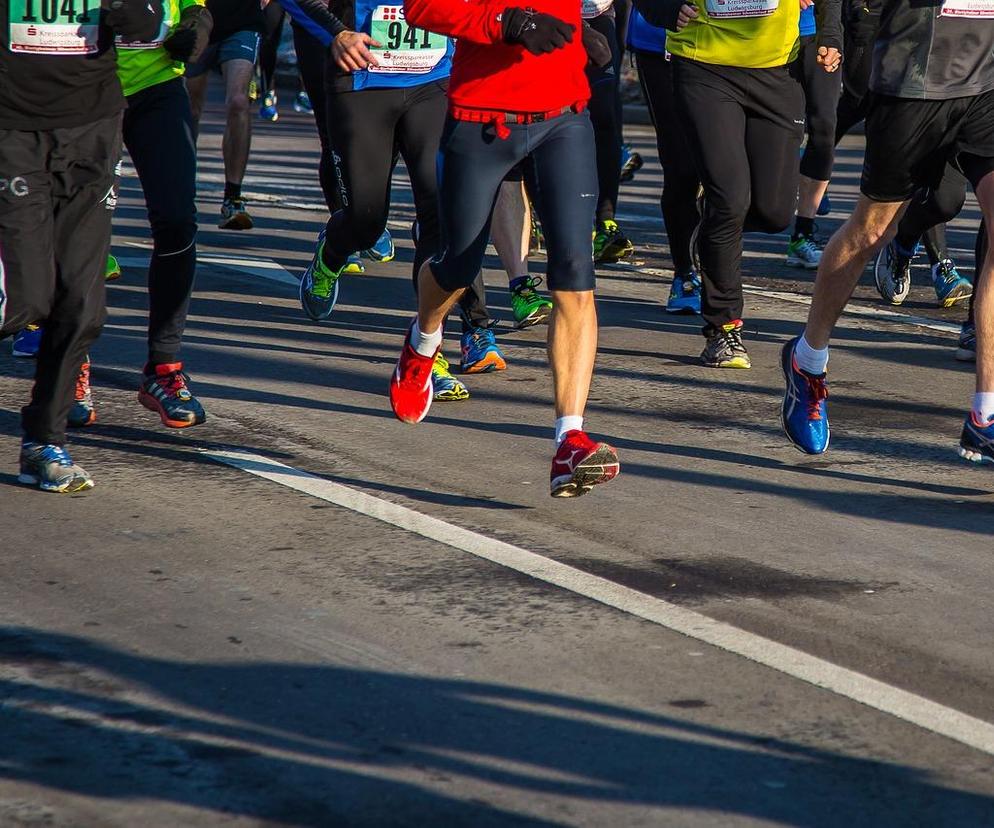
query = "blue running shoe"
(12, 325, 42, 358)
(460, 326, 507, 374)
(432, 353, 470, 401)
(259, 92, 279, 122)
(293, 91, 313, 114)
(19, 440, 94, 493)
(780, 337, 830, 455)
(362, 228, 395, 263)
(817, 193, 831, 216)
(665, 271, 701, 314)
(344, 252, 364, 274)
(959, 413, 994, 465)
(932, 259, 972, 308)
(619, 144, 643, 183)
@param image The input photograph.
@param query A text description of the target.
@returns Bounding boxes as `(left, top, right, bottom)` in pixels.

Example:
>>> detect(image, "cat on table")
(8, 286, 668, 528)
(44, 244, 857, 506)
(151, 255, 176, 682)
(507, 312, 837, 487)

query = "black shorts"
(862, 91, 994, 202)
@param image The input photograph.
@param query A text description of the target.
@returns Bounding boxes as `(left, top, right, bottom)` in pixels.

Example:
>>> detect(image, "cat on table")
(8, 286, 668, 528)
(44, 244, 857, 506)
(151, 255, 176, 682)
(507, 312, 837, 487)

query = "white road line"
(208, 447, 994, 757)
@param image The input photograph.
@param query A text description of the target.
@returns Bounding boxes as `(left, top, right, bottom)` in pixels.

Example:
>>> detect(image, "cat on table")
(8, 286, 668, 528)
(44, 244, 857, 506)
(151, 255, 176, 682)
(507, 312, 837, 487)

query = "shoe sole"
(434, 389, 470, 401)
(461, 353, 507, 374)
(11, 350, 37, 358)
(955, 348, 976, 362)
(515, 308, 552, 329)
(18, 472, 94, 493)
(551, 445, 620, 498)
(785, 257, 819, 270)
(105, 270, 122, 282)
(958, 445, 993, 464)
(873, 249, 909, 305)
(779, 341, 830, 456)
(138, 391, 206, 428)
(701, 356, 751, 369)
(939, 286, 972, 308)
(219, 214, 253, 231)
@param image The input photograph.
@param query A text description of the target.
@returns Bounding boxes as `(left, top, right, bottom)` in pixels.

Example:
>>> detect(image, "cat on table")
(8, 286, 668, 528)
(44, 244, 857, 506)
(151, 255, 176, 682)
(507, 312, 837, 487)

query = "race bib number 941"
(8, 0, 100, 54)
(368, 5, 446, 74)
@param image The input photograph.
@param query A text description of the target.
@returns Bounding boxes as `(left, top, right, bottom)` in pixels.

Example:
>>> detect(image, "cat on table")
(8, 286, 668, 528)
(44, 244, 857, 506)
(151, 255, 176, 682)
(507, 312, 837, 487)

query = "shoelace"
(717, 326, 744, 353)
(937, 260, 959, 284)
(33, 444, 73, 467)
(470, 328, 497, 349)
(433, 354, 452, 375)
(155, 369, 190, 399)
(804, 374, 829, 421)
(512, 275, 545, 297)
(75, 364, 90, 402)
(401, 356, 430, 389)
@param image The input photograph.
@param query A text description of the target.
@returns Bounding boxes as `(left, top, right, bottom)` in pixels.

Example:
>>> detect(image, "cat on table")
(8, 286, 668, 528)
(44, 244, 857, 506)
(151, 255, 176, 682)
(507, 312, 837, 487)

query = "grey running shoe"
(219, 197, 253, 230)
(701, 320, 751, 369)
(19, 441, 94, 493)
(874, 240, 914, 305)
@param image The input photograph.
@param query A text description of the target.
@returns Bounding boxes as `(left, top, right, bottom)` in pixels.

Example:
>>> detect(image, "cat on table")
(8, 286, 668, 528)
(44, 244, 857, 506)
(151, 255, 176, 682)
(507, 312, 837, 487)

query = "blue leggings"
(430, 111, 598, 293)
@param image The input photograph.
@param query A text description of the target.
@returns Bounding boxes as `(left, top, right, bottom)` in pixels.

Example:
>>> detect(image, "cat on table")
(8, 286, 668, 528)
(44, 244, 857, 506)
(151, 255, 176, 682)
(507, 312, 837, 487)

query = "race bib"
(7, 0, 100, 54)
(705, 0, 779, 18)
(941, 0, 994, 16)
(367, 5, 446, 74)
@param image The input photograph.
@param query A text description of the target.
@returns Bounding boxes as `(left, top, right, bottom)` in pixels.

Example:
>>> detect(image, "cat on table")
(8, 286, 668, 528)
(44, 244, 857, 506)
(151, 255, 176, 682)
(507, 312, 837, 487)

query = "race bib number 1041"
(941, 0, 994, 16)
(8, 0, 100, 54)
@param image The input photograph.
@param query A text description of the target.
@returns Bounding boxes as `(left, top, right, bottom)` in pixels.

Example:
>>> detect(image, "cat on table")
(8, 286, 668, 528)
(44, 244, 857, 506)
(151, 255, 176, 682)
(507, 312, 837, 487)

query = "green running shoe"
(432, 353, 470, 401)
(510, 275, 553, 328)
(105, 254, 121, 281)
(593, 219, 634, 264)
(300, 240, 345, 321)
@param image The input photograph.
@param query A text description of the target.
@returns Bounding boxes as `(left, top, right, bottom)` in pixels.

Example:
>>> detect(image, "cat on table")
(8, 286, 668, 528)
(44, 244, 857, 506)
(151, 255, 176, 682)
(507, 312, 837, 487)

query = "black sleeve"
(281, 0, 346, 46)
(814, 0, 843, 52)
(631, 0, 688, 33)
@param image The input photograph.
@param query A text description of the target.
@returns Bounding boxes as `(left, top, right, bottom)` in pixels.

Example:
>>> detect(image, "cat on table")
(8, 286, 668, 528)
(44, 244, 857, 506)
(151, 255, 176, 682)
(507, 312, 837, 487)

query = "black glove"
(501, 6, 575, 55)
(102, 0, 165, 42)
(581, 20, 611, 67)
(163, 5, 213, 62)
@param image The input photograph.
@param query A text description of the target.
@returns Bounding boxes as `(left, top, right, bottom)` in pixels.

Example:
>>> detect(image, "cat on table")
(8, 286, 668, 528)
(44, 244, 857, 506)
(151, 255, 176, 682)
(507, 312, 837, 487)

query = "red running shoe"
(550, 430, 620, 498)
(390, 325, 437, 423)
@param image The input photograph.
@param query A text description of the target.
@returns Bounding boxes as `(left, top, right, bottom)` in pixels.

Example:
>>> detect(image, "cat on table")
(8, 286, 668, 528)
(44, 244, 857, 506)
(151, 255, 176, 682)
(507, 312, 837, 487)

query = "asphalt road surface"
(2, 94, 993, 827)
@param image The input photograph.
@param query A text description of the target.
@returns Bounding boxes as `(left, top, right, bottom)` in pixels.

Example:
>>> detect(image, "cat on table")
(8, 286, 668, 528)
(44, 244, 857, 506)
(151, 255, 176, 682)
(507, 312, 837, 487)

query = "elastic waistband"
(448, 102, 587, 139)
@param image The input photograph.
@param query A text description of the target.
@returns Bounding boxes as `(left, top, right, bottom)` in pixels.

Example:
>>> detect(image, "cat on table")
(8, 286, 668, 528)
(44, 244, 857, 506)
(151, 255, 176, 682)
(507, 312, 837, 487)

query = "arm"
(631, 0, 691, 33)
(280, 0, 346, 48)
(404, 0, 505, 44)
(814, 0, 843, 52)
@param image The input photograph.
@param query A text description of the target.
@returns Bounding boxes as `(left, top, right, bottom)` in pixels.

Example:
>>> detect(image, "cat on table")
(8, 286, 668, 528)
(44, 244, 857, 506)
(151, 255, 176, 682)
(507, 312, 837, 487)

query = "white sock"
(411, 319, 442, 358)
(555, 415, 584, 446)
(793, 333, 829, 375)
(972, 392, 994, 424)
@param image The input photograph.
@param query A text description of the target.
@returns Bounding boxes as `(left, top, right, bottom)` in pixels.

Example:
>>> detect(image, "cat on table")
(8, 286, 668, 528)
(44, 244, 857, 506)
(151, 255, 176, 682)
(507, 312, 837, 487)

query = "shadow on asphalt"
(0, 626, 992, 826)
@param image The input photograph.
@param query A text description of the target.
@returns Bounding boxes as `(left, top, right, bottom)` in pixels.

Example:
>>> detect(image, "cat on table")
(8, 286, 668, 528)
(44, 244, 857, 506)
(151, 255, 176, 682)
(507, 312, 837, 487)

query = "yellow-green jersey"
(632, 0, 842, 70)
(666, 0, 801, 68)
(116, 0, 205, 97)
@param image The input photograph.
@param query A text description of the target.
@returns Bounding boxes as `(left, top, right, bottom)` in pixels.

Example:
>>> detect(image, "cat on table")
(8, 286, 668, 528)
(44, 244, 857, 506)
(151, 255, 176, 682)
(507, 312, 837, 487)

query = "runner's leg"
(220, 56, 255, 196)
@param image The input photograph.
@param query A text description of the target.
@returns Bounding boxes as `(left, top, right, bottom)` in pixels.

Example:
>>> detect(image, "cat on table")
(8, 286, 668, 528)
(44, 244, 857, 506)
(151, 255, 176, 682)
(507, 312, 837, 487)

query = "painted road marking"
(207, 447, 994, 758)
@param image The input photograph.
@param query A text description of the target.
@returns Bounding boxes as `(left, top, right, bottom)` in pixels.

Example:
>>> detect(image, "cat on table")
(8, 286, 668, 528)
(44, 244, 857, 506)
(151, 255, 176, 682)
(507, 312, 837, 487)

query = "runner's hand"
(581, 21, 611, 67)
(102, 0, 164, 42)
(163, 5, 212, 63)
(817, 45, 842, 73)
(675, 4, 698, 29)
(501, 7, 575, 55)
(332, 30, 381, 72)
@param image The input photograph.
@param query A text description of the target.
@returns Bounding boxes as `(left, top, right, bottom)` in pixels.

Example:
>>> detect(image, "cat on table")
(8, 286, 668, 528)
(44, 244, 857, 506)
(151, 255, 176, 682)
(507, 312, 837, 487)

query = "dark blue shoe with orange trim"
(959, 412, 994, 465)
(138, 362, 206, 428)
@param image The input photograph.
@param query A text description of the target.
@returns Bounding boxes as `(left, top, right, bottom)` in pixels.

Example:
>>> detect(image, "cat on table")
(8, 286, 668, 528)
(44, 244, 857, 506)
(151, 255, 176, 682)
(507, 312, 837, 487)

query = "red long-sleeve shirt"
(404, 0, 589, 114)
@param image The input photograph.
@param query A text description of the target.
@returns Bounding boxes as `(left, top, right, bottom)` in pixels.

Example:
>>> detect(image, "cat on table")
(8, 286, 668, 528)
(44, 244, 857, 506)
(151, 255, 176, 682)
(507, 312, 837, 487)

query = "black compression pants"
(293, 24, 339, 213)
(636, 50, 699, 276)
(0, 114, 119, 445)
(586, 11, 623, 225)
(123, 78, 199, 367)
(672, 56, 804, 330)
(259, 1, 286, 96)
(799, 35, 841, 182)
(317, 80, 491, 328)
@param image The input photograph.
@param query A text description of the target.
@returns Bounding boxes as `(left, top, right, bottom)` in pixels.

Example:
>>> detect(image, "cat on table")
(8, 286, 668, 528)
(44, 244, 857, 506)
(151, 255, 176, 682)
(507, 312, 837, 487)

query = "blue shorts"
(431, 110, 598, 293)
(184, 30, 260, 78)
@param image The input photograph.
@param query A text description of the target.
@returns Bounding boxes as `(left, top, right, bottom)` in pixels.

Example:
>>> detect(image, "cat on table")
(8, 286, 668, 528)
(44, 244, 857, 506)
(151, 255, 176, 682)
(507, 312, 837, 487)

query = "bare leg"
(416, 260, 465, 334)
(972, 173, 994, 394)
(220, 58, 254, 186)
(804, 196, 907, 348)
(796, 175, 830, 221)
(548, 290, 597, 418)
(491, 180, 530, 282)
